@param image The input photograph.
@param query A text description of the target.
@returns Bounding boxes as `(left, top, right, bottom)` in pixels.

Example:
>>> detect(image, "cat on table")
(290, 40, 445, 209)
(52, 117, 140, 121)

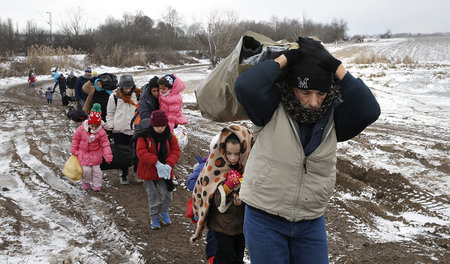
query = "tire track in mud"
(2, 62, 450, 263)
(0, 82, 146, 263)
(329, 158, 450, 262)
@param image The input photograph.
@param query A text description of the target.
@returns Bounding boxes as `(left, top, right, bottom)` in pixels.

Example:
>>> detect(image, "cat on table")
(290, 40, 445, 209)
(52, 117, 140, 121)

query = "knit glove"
(104, 155, 113, 164)
(283, 48, 304, 66)
(156, 161, 167, 179)
(163, 164, 172, 180)
(296, 37, 342, 73)
(224, 169, 242, 190)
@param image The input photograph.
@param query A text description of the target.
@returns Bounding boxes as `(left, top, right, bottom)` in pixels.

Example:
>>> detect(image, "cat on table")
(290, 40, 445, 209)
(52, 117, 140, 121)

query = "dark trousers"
(206, 229, 218, 259)
(113, 133, 132, 178)
(213, 231, 245, 264)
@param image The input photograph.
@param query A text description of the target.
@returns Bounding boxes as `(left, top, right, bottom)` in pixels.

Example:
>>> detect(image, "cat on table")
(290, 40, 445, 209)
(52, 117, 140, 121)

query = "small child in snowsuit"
(136, 110, 181, 229)
(157, 74, 187, 132)
(45, 87, 54, 104)
(191, 125, 254, 264)
(28, 73, 36, 87)
(70, 103, 113, 191)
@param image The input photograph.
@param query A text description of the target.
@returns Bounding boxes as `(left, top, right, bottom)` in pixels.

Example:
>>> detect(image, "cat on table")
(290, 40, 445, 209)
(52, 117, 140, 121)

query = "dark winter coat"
(136, 127, 181, 181)
(75, 75, 92, 101)
(138, 86, 159, 120)
(67, 76, 77, 89)
(207, 175, 245, 236)
(57, 76, 67, 95)
(234, 59, 380, 221)
(235, 59, 380, 147)
(82, 80, 110, 121)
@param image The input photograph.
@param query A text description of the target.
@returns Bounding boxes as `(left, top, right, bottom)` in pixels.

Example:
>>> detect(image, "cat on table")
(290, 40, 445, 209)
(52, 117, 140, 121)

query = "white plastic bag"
(173, 125, 188, 150)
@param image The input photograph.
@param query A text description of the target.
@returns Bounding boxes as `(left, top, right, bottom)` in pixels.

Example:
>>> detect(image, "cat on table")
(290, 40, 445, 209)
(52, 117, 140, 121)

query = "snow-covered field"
(0, 36, 449, 263)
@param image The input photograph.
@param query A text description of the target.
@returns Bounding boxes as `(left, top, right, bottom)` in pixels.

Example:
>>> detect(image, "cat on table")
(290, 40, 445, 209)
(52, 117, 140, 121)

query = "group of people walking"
(68, 69, 189, 241)
(64, 36, 380, 264)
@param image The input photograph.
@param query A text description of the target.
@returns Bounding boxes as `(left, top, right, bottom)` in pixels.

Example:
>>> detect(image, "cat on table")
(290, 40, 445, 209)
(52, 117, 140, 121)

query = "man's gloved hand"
(224, 169, 242, 190)
(156, 161, 167, 179)
(163, 164, 172, 180)
(297, 37, 342, 73)
(283, 48, 304, 66)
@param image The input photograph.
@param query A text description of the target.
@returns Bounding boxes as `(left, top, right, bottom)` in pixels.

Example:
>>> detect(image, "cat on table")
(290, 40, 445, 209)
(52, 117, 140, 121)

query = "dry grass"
(368, 72, 387, 78)
(353, 52, 417, 66)
(89, 45, 197, 67)
(0, 45, 84, 78)
(353, 52, 391, 64)
(90, 45, 147, 67)
(395, 55, 416, 64)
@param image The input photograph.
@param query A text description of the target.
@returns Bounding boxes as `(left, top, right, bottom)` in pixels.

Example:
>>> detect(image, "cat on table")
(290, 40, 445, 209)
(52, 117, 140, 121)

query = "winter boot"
(151, 218, 161, 229)
(134, 171, 143, 183)
(161, 212, 172, 225)
(119, 169, 129, 185)
(82, 183, 90, 190)
(93, 186, 101, 192)
(120, 177, 129, 185)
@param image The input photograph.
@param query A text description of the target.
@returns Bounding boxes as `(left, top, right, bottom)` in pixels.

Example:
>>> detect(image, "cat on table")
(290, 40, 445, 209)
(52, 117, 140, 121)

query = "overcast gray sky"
(1, 0, 449, 36)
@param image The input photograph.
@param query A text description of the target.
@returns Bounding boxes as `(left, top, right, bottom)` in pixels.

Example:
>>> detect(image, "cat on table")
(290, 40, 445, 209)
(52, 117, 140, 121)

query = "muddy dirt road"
(0, 62, 449, 263)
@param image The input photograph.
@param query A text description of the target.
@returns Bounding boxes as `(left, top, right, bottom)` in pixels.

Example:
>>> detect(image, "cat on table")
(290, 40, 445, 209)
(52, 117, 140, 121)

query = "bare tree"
(23, 20, 47, 49)
(59, 7, 87, 37)
(191, 10, 240, 68)
(0, 18, 20, 54)
(162, 6, 183, 33)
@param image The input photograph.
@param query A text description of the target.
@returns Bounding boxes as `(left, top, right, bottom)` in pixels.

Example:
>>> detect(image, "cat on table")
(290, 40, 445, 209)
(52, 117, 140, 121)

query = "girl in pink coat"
(71, 103, 113, 191)
(158, 74, 188, 132)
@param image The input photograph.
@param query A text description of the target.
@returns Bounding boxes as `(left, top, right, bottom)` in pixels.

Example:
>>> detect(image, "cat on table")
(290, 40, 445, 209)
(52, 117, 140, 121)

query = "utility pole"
(46, 11, 53, 47)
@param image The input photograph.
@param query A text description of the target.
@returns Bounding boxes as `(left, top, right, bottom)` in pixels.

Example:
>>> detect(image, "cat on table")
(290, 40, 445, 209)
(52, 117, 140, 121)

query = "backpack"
(66, 106, 87, 122)
(98, 73, 118, 90)
(100, 143, 133, 170)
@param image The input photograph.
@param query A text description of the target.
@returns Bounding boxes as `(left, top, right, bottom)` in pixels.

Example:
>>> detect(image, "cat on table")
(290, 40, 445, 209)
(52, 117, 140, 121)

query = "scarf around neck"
(279, 79, 342, 125)
(94, 79, 112, 95)
(149, 126, 171, 163)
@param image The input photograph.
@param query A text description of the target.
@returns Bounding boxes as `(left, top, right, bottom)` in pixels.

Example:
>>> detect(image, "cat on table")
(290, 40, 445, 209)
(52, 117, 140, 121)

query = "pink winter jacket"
(70, 120, 113, 166)
(159, 74, 188, 131)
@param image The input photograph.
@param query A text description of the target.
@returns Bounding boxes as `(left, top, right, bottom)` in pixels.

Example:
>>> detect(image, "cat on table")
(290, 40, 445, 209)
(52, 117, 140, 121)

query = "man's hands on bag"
(280, 37, 342, 74)
(296, 37, 342, 73)
(283, 48, 304, 66)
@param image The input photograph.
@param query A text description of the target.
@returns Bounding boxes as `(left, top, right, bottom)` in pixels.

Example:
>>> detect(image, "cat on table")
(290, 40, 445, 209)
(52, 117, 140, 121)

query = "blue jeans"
(243, 205, 329, 264)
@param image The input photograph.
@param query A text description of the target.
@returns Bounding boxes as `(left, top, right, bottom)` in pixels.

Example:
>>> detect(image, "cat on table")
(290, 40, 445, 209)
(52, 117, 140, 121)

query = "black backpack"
(98, 73, 118, 90)
(66, 106, 87, 122)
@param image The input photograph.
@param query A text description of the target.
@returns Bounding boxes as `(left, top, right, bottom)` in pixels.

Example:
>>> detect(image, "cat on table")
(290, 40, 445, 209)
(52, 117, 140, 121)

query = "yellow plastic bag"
(63, 155, 82, 181)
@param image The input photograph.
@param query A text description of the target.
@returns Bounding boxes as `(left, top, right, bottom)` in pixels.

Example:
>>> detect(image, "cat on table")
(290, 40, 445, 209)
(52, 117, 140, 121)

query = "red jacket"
(136, 134, 181, 181)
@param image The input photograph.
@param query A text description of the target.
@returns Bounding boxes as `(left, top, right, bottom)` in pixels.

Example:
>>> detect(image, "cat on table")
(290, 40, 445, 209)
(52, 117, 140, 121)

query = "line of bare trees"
(0, 8, 348, 68)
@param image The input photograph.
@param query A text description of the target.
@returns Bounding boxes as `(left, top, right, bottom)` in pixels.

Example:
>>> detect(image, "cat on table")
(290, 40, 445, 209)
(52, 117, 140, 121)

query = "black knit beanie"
(288, 58, 332, 92)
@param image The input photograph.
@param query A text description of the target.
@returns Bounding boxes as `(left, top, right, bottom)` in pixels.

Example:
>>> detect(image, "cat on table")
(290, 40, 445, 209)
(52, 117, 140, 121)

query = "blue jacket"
(235, 59, 380, 154)
(75, 76, 91, 101)
(187, 155, 207, 191)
